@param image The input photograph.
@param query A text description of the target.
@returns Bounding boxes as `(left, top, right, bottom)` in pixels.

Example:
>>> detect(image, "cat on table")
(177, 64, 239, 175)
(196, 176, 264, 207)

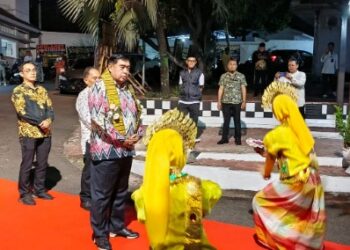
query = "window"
(1, 39, 17, 58)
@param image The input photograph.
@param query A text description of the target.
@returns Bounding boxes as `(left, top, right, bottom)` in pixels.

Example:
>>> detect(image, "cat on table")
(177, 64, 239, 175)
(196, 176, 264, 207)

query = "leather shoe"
(217, 139, 229, 145)
(93, 237, 112, 250)
(19, 194, 36, 206)
(110, 228, 139, 239)
(235, 140, 242, 145)
(33, 192, 54, 200)
(80, 200, 91, 211)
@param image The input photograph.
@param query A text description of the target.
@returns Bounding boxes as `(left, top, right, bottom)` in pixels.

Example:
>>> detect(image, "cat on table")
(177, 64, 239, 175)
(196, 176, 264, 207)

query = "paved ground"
(1, 83, 350, 245)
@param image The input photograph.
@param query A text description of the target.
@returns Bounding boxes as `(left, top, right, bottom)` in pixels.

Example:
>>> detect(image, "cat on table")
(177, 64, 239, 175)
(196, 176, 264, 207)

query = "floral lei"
(102, 69, 142, 136)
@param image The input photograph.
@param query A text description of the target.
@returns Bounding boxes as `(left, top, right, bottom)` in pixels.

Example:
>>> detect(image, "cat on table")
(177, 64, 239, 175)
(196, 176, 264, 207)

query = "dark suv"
(269, 49, 313, 73)
(59, 57, 94, 94)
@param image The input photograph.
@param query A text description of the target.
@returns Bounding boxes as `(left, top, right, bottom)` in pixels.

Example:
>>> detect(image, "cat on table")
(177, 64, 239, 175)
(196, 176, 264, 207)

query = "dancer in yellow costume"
(132, 109, 222, 250)
(252, 82, 326, 250)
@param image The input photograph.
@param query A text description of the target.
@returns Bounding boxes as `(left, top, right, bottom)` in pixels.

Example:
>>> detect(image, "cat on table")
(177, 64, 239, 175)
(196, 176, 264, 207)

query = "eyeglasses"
(187, 59, 196, 62)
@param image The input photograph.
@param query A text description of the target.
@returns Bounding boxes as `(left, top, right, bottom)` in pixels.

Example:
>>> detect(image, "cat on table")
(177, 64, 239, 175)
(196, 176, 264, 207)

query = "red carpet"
(0, 178, 349, 250)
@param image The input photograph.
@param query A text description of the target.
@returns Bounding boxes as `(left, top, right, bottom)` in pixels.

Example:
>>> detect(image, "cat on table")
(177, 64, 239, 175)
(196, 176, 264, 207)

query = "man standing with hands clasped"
(217, 58, 247, 146)
(75, 67, 100, 211)
(88, 55, 143, 250)
(11, 61, 54, 206)
(178, 55, 204, 142)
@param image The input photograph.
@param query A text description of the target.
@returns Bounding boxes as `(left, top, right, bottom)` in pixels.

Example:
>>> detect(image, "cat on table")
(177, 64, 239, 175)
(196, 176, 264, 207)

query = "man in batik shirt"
(75, 67, 100, 211)
(88, 55, 143, 250)
(11, 62, 54, 206)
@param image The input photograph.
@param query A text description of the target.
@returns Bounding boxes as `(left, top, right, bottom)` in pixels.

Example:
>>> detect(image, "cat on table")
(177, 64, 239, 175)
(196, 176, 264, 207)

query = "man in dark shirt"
(252, 42, 269, 96)
(11, 62, 54, 206)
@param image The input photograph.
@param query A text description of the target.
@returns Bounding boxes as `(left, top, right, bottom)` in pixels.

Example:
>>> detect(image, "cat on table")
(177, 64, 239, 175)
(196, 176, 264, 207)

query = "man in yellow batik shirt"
(11, 62, 54, 206)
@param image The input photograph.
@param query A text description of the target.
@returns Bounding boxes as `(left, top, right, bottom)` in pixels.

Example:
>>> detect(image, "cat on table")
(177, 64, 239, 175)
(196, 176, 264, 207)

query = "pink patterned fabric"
(88, 80, 143, 161)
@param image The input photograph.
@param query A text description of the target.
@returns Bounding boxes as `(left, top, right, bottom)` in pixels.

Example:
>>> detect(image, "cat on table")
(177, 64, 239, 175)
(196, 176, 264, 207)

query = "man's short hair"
(288, 57, 299, 65)
(259, 42, 266, 47)
(107, 54, 129, 65)
(19, 61, 36, 72)
(187, 54, 198, 60)
(228, 57, 239, 64)
(83, 67, 98, 79)
(328, 42, 335, 47)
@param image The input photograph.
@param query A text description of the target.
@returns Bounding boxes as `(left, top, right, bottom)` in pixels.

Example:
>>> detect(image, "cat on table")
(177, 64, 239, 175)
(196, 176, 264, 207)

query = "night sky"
(29, 0, 81, 32)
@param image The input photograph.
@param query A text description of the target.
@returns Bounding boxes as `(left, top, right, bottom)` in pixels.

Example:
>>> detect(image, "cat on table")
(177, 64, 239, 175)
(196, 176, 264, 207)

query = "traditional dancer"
(132, 109, 222, 250)
(252, 82, 326, 250)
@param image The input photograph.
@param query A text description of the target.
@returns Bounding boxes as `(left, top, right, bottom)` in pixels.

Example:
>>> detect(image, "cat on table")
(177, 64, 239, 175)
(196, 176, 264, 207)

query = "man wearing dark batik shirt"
(11, 62, 54, 206)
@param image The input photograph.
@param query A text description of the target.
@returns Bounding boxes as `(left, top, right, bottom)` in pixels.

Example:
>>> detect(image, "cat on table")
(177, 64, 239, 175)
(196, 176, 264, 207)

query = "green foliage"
(334, 105, 350, 147)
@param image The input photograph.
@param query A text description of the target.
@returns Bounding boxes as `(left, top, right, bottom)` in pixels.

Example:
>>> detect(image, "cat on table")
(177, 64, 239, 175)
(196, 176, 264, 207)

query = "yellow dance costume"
(253, 82, 326, 250)
(132, 110, 222, 250)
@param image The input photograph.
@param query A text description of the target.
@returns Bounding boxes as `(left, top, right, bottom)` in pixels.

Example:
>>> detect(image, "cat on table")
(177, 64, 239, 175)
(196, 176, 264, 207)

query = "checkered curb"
(140, 99, 347, 120)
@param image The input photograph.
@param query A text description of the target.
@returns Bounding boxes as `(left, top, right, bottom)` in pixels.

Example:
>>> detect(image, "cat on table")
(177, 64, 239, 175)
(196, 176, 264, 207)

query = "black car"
(59, 57, 94, 94)
(269, 49, 313, 73)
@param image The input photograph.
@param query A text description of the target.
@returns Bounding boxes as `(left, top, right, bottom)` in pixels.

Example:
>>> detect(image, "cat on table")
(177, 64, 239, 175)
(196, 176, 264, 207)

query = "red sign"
(36, 44, 66, 53)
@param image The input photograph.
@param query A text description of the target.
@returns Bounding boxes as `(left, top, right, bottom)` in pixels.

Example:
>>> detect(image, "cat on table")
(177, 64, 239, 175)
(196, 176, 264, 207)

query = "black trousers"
(299, 106, 305, 119)
(221, 103, 241, 141)
(178, 102, 200, 138)
(178, 102, 200, 125)
(80, 142, 91, 202)
(90, 157, 133, 238)
(254, 70, 268, 95)
(19, 137, 51, 197)
(322, 73, 337, 95)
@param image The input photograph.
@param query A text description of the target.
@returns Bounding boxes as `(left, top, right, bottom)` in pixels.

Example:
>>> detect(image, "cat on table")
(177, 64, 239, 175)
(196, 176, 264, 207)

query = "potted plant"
(334, 105, 350, 173)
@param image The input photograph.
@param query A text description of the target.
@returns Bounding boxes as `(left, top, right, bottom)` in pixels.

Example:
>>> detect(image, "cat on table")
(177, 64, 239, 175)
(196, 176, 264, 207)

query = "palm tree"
(58, 0, 159, 74)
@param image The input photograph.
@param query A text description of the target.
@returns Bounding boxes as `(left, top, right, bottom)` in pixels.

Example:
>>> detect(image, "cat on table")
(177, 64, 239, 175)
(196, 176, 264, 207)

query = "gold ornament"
(143, 109, 197, 150)
(261, 81, 298, 109)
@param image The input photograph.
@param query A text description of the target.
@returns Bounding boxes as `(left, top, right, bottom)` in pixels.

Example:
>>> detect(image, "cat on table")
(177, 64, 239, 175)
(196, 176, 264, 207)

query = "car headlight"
(59, 75, 67, 81)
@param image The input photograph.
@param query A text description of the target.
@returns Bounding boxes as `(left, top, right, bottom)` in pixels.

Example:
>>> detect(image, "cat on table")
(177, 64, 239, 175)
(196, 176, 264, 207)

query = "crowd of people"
(10, 48, 328, 250)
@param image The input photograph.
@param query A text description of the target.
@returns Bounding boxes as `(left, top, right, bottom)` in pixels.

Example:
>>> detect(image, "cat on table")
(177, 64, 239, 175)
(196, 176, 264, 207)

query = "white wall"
(0, 0, 29, 23)
(36, 31, 95, 47)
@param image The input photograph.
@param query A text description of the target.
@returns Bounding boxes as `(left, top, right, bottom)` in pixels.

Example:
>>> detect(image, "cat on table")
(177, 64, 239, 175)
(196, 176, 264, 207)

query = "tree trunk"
(94, 22, 115, 72)
(156, 14, 170, 97)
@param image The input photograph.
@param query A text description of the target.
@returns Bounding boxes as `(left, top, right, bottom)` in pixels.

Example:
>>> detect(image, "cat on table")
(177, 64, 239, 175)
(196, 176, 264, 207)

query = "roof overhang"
(0, 9, 40, 38)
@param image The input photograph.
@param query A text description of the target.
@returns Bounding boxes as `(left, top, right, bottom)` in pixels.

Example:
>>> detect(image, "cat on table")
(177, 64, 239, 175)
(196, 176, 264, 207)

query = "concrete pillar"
(337, 10, 348, 105)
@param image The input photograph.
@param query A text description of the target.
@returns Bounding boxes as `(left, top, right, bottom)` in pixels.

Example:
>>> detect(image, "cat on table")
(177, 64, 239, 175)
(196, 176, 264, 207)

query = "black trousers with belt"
(80, 142, 91, 203)
(19, 137, 51, 197)
(90, 156, 133, 238)
(221, 103, 242, 142)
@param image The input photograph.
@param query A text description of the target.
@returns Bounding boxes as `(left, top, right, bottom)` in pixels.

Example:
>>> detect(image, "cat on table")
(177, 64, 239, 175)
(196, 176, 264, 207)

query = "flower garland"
(102, 69, 142, 135)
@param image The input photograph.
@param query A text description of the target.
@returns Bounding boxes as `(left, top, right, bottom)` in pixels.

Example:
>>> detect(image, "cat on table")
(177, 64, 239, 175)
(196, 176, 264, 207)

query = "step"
(131, 160, 350, 193)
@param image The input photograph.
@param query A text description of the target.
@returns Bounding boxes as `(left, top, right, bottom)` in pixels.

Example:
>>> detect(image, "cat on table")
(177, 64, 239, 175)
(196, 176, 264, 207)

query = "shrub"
(334, 105, 350, 147)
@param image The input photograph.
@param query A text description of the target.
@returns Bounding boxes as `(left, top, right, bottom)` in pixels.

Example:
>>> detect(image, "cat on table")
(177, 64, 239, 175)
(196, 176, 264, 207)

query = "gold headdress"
(261, 81, 298, 109)
(143, 109, 197, 150)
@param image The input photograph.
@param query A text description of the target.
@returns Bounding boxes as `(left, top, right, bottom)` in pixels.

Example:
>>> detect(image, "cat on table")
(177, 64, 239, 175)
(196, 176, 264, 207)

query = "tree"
(225, 0, 292, 41)
(58, 0, 158, 73)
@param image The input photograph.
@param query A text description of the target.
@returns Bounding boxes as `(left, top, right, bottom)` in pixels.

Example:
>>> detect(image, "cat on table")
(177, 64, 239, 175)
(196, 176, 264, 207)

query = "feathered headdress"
(261, 81, 298, 109)
(143, 109, 197, 150)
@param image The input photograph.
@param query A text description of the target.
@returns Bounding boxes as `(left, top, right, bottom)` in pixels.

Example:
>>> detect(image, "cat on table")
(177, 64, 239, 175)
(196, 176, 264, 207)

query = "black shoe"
(93, 237, 112, 250)
(33, 192, 54, 200)
(80, 200, 91, 211)
(19, 194, 36, 206)
(217, 139, 229, 145)
(110, 228, 139, 239)
(235, 140, 242, 145)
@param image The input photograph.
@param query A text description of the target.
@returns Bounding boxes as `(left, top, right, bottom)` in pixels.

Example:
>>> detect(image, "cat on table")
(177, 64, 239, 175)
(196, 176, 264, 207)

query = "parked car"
(269, 49, 313, 73)
(58, 57, 94, 94)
